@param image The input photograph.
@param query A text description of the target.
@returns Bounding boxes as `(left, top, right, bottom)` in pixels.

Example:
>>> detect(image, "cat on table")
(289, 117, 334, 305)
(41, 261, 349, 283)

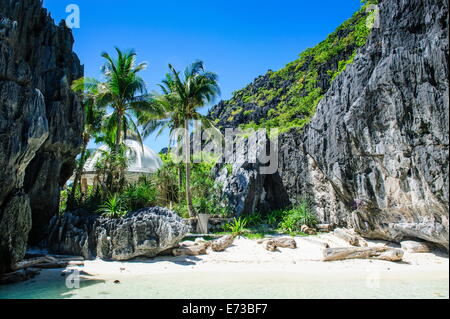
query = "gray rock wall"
(218, 0, 449, 248)
(282, 0, 448, 247)
(0, 0, 83, 273)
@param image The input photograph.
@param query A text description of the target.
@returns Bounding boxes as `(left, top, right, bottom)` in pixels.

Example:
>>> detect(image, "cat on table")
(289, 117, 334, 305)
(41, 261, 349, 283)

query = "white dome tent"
(79, 139, 163, 187)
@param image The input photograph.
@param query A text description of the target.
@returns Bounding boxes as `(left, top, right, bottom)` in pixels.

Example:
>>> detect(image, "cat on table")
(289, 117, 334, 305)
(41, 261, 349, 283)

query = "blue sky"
(43, 0, 362, 152)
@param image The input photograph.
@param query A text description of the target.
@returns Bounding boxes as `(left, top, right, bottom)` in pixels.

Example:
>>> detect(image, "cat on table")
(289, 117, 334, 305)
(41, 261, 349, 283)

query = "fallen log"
(333, 228, 368, 247)
(265, 237, 297, 252)
(172, 235, 235, 256)
(12, 256, 59, 271)
(172, 244, 208, 256)
(210, 235, 234, 252)
(301, 225, 317, 235)
(0, 268, 40, 285)
(33, 260, 85, 269)
(317, 224, 333, 233)
(323, 246, 404, 262)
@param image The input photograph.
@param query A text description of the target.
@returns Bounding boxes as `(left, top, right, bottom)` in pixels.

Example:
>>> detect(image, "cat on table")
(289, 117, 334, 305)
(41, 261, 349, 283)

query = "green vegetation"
(225, 217, 248, 236)
(278, 200, 318, 234)
(220, 2, 376, 134)
(61, 2, 378, 222)
(138, 61, 221, 217)
(96, 195, 128, 219)
(215, 200, 318, 239)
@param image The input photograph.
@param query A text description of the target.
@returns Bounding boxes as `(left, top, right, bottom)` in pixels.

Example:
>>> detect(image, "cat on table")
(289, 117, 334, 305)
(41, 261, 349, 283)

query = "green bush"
(120, 177, 157, 212)
(225, 217, 248, 236)
(278, 200, 318, 233)
(96, 195, 128, 219)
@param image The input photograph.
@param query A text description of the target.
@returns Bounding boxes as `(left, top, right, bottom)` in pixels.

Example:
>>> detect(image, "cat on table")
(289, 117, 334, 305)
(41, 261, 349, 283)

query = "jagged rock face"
(216, 0, 449, 248)
(0, 0, 83, 273)
(48, 208, 190, 260)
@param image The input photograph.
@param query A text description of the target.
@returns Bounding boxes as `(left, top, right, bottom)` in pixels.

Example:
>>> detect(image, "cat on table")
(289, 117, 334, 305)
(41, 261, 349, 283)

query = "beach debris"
(12, 255, 84, 271)
(172, 244, 208, 256)
(0, 268, 40, 285)
(172, 235, 235, 256)
(333, 228, 368, 247)
(265, 237, 297, 252)
(317, 224, 333, 233)
(179, 240, 197, 247)
(400, 240, 430, 253)
(114, 280, 121, 284)
(12, 256, 58, 271)
(195, 238, 207, 244)
(301, 225, 317, 235)
(210, 235, 235, 252)
(323, 246, 404, 262)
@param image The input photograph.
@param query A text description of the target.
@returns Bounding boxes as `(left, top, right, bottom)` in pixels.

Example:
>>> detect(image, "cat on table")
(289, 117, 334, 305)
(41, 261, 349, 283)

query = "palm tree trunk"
(184, 120, 195, 217)
(115, 112, 123, 153)
(68, 137, 88, 208)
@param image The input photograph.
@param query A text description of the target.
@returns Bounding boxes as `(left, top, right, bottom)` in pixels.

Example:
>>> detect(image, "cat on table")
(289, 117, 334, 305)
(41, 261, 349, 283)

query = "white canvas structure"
(79, 139, 163, 186)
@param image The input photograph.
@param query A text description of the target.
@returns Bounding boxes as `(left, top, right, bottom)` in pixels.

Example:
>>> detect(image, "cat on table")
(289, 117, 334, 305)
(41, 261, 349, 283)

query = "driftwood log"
(323, 246, 404, 262)
(301, 225, 317, 235)
(210, 235, 235, 252)
(12, 256, 59, 271)
(172, 244, 208, 256)
(317, 224, 333, 232)
(12, 256, 85, 271)
(0, 268, 40, 285)
(264, 237, 297, 252)
(172, 235, 235, 256)
(333, 228, 368, 247)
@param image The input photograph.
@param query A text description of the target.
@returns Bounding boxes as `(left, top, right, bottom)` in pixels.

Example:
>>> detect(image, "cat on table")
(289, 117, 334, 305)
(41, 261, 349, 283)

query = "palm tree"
(68, 78, 106, 208)
(140, 60, 221, 217)
(71, 48, 159, 193)
(99, 48, 152, 153)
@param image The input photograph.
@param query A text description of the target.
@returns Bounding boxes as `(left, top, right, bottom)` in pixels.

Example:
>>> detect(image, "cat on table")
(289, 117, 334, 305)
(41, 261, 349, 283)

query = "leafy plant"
(266, 209, 285, 227)
(245, 212, 263, 227)
(225, 217, 248, 236)
(120, 177, 157, 212)
(278, 200, 318, 233)
(96, 195, 127, 219)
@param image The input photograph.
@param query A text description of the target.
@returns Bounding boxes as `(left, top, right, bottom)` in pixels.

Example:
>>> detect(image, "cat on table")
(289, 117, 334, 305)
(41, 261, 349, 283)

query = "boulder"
(48, 207, 189, 261)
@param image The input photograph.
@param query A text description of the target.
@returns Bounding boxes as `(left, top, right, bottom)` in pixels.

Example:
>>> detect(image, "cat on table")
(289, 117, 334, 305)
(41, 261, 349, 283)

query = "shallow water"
(0, 268, 448, 299)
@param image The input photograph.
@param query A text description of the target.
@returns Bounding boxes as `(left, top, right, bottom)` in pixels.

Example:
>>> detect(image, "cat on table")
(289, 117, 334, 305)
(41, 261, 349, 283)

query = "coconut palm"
(71, 48, 160, 193)
(99, 48, 152, 153)
(139, 60, 221, 217)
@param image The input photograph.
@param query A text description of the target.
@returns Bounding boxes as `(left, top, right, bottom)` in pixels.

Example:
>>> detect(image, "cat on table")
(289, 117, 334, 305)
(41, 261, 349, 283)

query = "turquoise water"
(0, 269, 448, 299)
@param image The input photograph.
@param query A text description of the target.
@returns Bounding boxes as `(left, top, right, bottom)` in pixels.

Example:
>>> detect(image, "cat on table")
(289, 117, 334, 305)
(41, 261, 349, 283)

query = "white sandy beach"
(1, 235, 448, 299)
(80, 235, 449, 280)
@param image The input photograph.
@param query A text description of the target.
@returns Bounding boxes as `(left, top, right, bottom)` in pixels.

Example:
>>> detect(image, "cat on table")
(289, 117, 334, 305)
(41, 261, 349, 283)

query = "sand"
(79, 235, 449, 281)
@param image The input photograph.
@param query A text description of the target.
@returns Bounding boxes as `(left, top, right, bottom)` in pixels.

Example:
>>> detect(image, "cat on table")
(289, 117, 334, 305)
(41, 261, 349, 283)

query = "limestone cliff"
(214, 0, 449, 248)
(0, 0, 83, 273)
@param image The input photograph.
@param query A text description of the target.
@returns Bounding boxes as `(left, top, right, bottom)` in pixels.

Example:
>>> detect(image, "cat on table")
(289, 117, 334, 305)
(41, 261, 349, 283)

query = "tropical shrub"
(225, 217, 248, 236)
(96, 195, 128, 219)
(278, 200, 318, 233)
(120, 177, 157, 212)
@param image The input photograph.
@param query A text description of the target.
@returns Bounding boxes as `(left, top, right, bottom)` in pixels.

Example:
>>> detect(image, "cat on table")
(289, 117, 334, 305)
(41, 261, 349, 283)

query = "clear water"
(0, 269, 448, 299)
